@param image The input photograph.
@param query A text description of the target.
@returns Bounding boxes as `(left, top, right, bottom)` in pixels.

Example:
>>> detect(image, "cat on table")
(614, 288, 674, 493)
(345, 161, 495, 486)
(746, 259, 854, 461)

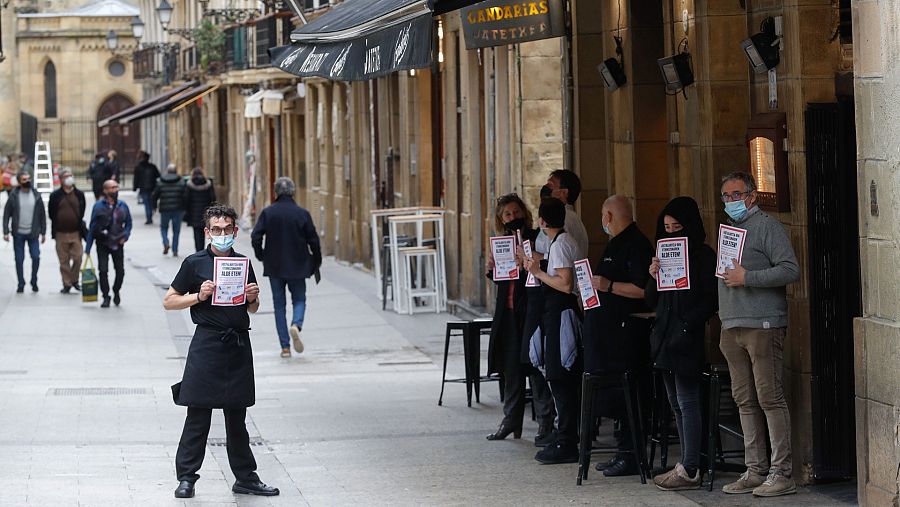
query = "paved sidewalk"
(0, 192, 855, 506)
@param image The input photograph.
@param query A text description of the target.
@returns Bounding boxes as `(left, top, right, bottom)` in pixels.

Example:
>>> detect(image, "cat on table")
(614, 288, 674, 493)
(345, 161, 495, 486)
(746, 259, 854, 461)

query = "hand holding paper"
(723, 259, 747, 288)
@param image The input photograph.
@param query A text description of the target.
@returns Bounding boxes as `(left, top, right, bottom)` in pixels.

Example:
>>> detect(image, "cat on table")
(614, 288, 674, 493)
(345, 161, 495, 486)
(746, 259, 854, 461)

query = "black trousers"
(96, 244, 124, 296)
(497, 314, 555, 428)
(548, 372, 581, 448)
(175, 407, 258, 483)
(193, 226, 205, 252)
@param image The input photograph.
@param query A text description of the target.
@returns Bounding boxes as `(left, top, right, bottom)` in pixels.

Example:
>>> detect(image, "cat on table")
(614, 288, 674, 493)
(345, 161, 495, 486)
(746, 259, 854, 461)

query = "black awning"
(117, 83, 218, 125)
(270, 0, 433, 81)
(429, 0, 487, 15)
(97, 81, 197, 128)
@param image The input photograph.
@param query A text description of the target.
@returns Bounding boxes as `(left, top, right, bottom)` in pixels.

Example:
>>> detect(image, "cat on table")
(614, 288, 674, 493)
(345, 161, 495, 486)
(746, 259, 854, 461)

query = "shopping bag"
(81, 255, 98, 303)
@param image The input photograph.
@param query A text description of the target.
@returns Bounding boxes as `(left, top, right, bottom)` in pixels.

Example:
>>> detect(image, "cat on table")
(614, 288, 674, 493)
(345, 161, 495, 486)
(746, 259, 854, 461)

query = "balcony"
(133, 44, 180, 84)
(222, 13, 293, 72)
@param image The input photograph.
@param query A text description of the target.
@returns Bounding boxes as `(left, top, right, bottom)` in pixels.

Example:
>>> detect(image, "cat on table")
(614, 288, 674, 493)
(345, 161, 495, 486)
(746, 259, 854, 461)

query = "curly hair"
(202, 203, 238, 229)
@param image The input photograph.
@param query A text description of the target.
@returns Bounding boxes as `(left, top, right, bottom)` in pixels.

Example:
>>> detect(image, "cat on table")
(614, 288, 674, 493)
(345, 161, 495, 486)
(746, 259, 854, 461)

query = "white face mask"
(63, 176, 75, 187)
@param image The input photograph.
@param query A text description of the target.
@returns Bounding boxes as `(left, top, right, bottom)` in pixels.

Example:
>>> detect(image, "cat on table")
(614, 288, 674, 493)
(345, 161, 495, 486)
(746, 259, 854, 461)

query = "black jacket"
(487, 227, 539, 375)
(133, 160, 160, 192)
(644, 197, 719, 376)
(184, 176, 216, 227)
(48, 187, 87, 239)
(251, 196, 321, 280)
(152, 173, 186, 213)
(2, 187, 47, 239)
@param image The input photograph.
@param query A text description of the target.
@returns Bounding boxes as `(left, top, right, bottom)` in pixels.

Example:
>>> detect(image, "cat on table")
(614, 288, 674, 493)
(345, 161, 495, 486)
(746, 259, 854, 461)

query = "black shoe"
(534, 442, 579, 465)
(113, 292, 121, 306)
(72, 282, 81, 291)
(16, 285, 24, 294)
(174, 480, 194, 498)
(31, 284, 38, 292)
(534, 426, 556, 447)
(232, 479, 280, 496)
(594, 455, 620, 471)
(145, 221, 153, 225)
(60, 286, 71, 294)
(603, 456, 640, 477)
(163, 245, 169, 255)
(173, 251, 178, 257)
(101, 296, 111, 308)
(486, 422, 522, 441)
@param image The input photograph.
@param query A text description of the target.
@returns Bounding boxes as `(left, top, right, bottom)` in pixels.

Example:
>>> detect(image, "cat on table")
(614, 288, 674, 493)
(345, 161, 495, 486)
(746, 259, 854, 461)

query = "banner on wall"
(460, 0, 566, 50)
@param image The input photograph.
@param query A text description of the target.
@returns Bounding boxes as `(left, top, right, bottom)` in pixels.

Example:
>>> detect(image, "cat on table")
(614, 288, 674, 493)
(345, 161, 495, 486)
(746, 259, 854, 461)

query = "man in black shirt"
(583, 195, 654, 477)
(163, 203, 279, 499)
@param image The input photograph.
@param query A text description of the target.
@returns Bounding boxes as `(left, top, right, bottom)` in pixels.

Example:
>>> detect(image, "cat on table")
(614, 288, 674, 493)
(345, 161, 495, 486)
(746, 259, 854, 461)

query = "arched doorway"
(97, 93, 140, 183)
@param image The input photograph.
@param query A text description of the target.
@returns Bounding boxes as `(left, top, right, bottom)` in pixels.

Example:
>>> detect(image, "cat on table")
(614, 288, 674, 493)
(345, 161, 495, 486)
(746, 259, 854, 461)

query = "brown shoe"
(752, 471, 797, 497)
(722, 470, 766, 494)
(655, 463, 700, 491)
(280, 348, 291, 358)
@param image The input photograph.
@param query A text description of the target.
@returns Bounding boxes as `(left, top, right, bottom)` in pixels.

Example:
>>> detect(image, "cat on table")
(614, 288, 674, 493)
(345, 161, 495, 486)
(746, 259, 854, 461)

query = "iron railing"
(133, 43, 180, 84)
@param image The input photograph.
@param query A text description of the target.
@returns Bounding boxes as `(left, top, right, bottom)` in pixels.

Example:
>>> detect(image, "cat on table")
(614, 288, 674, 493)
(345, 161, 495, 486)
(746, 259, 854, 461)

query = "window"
(108, 60, 126, 77)
(44, 61, 57, 118)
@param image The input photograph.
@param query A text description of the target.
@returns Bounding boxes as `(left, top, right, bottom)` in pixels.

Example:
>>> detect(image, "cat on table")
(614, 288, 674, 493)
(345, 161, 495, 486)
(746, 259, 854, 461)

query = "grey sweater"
(718, 208, 800, 330)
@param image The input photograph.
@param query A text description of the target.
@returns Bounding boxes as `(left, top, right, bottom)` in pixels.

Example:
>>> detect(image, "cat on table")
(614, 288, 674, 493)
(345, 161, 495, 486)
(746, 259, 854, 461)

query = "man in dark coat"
(132, 151, 160, 225)
(48, 168, 87, 293)
(251, 177, 321, 358)
(88, 153, 112, 200)
(163, 203, 278, 499)
(184, 167, 216, 252)
(85, 180, 133, 308)
(2, 171, 47, 292)
(152, 164, 187, 256)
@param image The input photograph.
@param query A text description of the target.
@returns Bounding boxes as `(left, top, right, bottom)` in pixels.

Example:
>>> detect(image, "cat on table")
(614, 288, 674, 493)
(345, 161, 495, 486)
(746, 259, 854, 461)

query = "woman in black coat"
(645, 196, 718, 490)
(485, 193, 553, 442)
(184, 168, 216, 252)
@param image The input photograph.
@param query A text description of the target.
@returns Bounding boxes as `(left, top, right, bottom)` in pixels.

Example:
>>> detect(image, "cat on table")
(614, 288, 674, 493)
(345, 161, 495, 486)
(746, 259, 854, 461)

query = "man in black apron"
(163, 203, 279, 499)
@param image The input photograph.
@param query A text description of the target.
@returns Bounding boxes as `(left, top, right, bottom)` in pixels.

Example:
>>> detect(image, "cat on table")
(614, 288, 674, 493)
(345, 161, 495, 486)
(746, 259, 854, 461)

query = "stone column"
(853, 1, 900, 506)
(0, 4, 20, 154)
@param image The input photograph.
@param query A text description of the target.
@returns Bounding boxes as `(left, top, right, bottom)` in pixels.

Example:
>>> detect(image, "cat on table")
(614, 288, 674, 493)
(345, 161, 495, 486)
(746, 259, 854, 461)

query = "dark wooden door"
(97, 94, 140, 179)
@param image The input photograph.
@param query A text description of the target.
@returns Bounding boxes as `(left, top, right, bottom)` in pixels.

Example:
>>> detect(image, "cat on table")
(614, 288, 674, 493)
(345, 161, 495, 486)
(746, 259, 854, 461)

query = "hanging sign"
(460, 0, 566, 50)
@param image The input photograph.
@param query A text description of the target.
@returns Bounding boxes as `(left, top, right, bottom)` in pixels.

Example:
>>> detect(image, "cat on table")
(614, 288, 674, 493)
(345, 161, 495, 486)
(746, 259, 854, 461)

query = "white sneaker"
(289, 324, 304, 353)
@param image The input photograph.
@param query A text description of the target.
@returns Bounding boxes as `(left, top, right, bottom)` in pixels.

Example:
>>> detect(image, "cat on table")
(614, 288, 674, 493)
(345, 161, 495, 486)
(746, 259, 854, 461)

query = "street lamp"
(130, 16, 145, 41)
(106, 30, 119, 51)
(156, 0, 173, 29)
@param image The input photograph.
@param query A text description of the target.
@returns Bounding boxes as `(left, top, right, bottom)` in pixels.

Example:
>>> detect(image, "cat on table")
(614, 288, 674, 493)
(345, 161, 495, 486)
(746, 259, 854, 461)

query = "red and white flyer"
(490, 235, 519, 281)
(212, 257, 250, 306)
(574, 259, 600, 310)
(522, 239, 539, 287)
(656, 237, 690, 291)
(716, 225, 747, 279)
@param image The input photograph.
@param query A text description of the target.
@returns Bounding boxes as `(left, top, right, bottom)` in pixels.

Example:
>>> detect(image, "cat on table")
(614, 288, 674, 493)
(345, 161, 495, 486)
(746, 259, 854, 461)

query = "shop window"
(746, 112, 789, 211)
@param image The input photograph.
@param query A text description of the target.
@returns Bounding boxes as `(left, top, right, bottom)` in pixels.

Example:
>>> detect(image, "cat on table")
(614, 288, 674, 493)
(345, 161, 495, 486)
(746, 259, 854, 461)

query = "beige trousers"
(55, 231, 83, 289)
(719, 327, 792, 476)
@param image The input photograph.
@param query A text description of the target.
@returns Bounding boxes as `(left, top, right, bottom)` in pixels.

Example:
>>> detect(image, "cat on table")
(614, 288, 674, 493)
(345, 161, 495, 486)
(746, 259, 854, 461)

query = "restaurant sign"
(460, 0, 565, 50)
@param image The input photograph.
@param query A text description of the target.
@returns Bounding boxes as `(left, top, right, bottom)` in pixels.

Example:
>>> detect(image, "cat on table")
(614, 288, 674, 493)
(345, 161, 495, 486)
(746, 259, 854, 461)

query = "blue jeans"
(13, 233, 40, 288)
(139, 190, 154, 223)
(160, 211, 184, 253)
(269, 277, 307, 349)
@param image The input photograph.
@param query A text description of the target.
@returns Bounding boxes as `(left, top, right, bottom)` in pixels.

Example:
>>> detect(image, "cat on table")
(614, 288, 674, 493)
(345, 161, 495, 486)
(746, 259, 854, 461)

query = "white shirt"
(547, 232, 580, 278)
(535, 204, 590, 257)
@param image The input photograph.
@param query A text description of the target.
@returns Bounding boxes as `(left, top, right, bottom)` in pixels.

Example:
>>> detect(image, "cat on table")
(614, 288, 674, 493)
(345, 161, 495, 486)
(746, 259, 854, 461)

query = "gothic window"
(44, 61, 57, 118)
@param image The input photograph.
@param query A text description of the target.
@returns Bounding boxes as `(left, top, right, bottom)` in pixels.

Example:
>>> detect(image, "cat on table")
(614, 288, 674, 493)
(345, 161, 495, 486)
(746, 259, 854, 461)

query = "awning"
(97, 81, 197, 127)
(429, 0, 487, 15)
(117, 83, 219, 125)
(270, 0, 434, 81)
(243, 90, 266, 119)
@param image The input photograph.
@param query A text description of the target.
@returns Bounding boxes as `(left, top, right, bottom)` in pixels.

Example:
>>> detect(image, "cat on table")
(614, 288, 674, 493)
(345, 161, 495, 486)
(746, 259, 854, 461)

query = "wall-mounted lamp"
(741, 17, 781, 74)
(657, 52, 693, 93)
(598, 35, 626, 92)
(130, 16, 145, 41)
(156, 0, 173, 30)
(105, 30, 135, 60)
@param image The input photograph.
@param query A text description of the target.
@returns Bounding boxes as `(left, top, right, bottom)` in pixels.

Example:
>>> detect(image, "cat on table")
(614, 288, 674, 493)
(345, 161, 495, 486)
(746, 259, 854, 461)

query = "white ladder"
(33, 142, 54, 194)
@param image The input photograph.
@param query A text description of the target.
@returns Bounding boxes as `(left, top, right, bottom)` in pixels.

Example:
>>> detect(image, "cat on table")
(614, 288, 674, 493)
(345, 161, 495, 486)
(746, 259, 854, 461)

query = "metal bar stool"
(438, 319, 496, 407)
(703, 363, 746, 491)
(398, 246, 440, 314)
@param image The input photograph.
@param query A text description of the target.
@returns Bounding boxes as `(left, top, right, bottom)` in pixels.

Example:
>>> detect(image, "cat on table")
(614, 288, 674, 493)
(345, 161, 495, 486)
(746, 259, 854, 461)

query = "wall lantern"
(598, 35, 626, 92)
(156, 0, 173, 29)
(130, 16, 145, 41)
(746, 112, 789, 212)
(106, 30, 119, 51)
(657, 52, 694, 93)
(741, 17, 781, 74)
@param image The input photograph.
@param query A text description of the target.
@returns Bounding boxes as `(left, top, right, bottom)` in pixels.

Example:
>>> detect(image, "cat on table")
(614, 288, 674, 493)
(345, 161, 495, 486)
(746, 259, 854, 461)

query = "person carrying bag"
(81, 255, 98, 303)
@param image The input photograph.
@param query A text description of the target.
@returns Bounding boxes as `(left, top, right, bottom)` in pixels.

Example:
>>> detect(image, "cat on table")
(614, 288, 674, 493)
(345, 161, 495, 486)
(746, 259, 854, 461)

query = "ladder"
(33, 142, 54, 194)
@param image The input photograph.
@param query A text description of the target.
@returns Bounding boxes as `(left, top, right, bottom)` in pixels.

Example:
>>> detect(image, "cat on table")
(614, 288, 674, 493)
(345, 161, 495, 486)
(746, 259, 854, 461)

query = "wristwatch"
(607, 281, 614, 294)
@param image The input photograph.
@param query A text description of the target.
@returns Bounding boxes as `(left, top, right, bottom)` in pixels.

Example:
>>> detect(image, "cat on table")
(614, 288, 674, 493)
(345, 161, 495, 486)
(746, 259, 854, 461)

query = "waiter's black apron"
(172, 325, 255, 409)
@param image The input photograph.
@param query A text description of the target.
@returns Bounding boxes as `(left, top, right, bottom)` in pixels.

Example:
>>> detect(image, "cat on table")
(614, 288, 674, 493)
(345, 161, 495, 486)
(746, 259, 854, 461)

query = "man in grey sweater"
(718, 171, 799, 497)
(2, 171, 47, 293)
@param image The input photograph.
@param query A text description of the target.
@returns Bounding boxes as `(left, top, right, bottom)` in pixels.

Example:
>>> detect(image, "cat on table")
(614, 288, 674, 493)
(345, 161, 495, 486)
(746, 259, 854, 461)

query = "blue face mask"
(602, 224, 611, 236)
(724, 200, 749, 222)
(211, 234, 236, 252)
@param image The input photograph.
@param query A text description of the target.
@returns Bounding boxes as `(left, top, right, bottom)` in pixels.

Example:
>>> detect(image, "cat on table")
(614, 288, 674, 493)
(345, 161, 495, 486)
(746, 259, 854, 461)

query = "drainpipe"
(562, 0, 575, 173)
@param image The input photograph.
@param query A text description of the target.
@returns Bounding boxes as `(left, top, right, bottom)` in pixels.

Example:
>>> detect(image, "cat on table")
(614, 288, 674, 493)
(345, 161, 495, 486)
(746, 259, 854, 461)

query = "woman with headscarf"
(484, 193, 554, 443)
(645, 196, 718, 490)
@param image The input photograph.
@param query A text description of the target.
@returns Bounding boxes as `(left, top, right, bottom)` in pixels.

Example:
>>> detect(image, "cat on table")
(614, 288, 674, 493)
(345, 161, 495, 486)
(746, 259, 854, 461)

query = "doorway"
(97, 94, 140, 178)
(805, 100, 860, 480)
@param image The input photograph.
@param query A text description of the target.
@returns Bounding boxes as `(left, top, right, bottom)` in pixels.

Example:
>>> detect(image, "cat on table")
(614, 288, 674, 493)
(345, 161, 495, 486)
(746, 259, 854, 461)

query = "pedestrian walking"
(164, 203, 279, 499)
(107, 150, 121, 182)
(717, 171, 800, 497)
(184, 167, 216, 252)
(523, 198, 583, 465)
(48, 168, 86, 293)
(251, 177, 321, 358)
(484, 193, 555, 445)
(85, 180, 132, 308)
(133, 151, 160, 225)
(152, 164, 186, 256)
(645, 197, 718, 491)
(2, 171, 47, 293)
(88, 153, 112, 201)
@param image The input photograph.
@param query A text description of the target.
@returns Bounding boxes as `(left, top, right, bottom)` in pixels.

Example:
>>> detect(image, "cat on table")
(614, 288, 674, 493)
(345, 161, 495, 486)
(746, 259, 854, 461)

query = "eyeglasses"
(496, 193, 520, 204)
(721, 191, 751, 202)
(208, 226, 236, 236)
